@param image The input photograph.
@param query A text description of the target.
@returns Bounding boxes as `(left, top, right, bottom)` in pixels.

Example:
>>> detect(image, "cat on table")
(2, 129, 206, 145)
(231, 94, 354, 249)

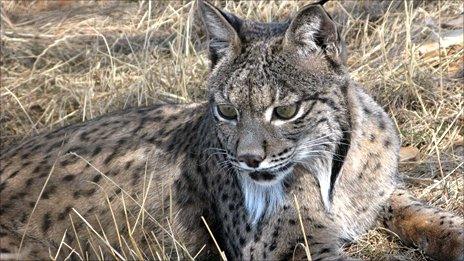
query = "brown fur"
(0, 1, 462, 260)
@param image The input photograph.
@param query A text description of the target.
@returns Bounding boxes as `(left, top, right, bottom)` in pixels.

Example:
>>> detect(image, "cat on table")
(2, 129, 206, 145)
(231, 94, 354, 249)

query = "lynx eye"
(274, 104, 298, 120)
(216, 105, 238, 120)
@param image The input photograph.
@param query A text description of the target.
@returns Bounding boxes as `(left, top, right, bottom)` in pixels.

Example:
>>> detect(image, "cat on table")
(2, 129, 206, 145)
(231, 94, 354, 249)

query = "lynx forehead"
(0, 1, 462, 260)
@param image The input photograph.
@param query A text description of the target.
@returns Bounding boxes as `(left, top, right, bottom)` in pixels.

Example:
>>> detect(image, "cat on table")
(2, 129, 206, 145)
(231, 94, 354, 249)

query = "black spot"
(117, 138, 129, 146)
(268, 242, 277, 251)
(0, 203, 11, 215)
(8, 170, 20, 180)
(103, 152, 118, 165)
(246, 224, 251, 232)
(92, 175, 102, 183)
(21, 152, 31, 160)
(60, 157, 78, 166)
(314, 223, 326, 229)
(79, 131, 91, 141)
(131, 172, 141, 186)
(42, 185, 57, 199)
(42, 213, 52, 232)
(388, 206, 393, 213)
(288, 219, 297, 225)
(86, 206, 96, 215)
(232, 216, 238, 226)
(32, 165, 42, 173)
(62, 175, 75, 182)
(10, 192, 27, 200)
(91, 146, 102, 156)
(369, 134, 376, 142)
(277, 148, 289, 156)
(378, 118, 386, 130)
(73, 191, 81, 199)
(221, 193, 229, 202)
(383, 139, 391, 148)
(22, 161, 32, 167)
(363, 107, 372, 115)
(58, 206, 73, 220)
(124, 160, 134, 170)
(272, 230, 279, 237)
(19, 212, 28, 223)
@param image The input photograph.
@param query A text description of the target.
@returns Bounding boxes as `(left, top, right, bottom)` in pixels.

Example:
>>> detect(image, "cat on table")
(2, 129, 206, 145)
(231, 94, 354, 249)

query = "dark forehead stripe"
(302, 93, 341, 111)
(224, 64, 279, 112)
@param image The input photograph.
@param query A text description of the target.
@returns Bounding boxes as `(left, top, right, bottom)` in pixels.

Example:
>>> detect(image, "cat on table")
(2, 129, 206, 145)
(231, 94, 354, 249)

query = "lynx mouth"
(248, 162, 294, 182)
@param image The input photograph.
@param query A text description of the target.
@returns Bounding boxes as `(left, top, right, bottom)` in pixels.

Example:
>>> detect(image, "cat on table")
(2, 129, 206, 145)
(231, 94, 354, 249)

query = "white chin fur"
(238, 170, 290, 225)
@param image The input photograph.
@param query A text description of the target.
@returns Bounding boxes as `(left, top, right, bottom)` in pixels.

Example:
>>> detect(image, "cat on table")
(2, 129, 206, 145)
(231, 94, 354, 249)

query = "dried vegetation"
(0, 0, 462, 260)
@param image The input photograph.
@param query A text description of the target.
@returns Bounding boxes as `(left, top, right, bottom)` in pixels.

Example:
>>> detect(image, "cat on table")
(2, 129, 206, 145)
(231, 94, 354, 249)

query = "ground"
(0, 0, 462, 260)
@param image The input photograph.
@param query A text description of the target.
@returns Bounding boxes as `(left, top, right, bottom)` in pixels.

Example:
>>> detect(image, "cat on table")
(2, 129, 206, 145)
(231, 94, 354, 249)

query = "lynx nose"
(237, 154, 264, 168)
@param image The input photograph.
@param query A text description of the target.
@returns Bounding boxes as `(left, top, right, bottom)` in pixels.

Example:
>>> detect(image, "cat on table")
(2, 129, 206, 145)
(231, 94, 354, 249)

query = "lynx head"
(198, 0, 350, 222)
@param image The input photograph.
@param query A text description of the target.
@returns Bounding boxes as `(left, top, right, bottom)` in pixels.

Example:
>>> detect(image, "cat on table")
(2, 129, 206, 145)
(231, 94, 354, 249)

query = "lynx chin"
(0, 0, 463, 260)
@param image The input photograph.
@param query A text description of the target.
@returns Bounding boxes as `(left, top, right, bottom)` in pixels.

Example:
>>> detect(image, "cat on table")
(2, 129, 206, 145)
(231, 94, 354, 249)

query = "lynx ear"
(284, 3, 346, 64)
(197, 0, 242, 67)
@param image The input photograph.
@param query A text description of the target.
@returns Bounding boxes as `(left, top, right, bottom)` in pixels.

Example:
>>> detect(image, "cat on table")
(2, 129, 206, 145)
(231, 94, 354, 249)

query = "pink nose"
(237, 154, 264, 168)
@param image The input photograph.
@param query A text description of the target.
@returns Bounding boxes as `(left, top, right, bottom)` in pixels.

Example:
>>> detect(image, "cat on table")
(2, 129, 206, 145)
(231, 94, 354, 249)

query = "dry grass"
(1, 0, 463, 260)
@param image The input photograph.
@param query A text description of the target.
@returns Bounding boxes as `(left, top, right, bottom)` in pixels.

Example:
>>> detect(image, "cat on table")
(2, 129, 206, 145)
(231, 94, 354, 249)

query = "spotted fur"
(0, 1, 462, 260)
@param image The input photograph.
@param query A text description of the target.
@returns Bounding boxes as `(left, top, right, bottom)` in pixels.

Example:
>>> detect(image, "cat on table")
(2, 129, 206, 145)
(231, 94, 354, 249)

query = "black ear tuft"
(197, 0, 242, 68)
(284, 3, 346, 65)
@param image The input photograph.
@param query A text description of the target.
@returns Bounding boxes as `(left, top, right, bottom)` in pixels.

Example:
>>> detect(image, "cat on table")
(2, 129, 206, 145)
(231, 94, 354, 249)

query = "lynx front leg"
(243, 219, 359, 261)
(382, 188, 464, 261)
(246, 236, 356, 261)
(290, 237, 358, 261)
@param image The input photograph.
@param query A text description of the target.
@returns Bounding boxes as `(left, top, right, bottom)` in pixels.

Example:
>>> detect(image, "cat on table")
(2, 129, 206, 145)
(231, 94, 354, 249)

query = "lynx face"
(199, 0, 350, 222)
(210, 56, 338, 186)
(201, 3, 349, 187)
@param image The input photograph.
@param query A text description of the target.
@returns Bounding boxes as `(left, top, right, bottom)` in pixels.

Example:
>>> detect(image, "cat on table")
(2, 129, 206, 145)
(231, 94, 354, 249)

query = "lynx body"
(0, 1, 463, 260)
